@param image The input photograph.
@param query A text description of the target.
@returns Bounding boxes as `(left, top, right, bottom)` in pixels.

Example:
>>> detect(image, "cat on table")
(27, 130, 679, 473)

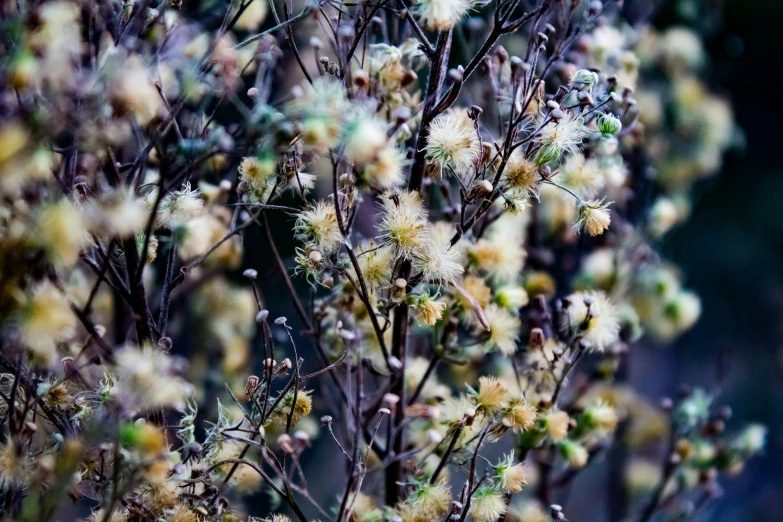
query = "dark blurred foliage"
(626, 0, 783, 520)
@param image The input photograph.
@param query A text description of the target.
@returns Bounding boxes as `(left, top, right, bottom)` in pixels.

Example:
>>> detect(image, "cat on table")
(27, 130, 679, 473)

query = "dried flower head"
(473, 376, 509, 412)
(426, 109, 481, 174)
(575, 200, 613, 236)
(157, 184, 205, 228)
(365, 145, 406, 189)
(416, 0, 474, 31)
(239, 155, 276, 196)
(34, 200, 90, 267)
(563, 290, 620, 352)
(503, 399, 537, 433)
(494, 453, 528, 493)
(355, 242, 395, 289)
(378, 190, 429, 259)
(545, 410, 571, 441)
(114, 345, 194, 411)
(559, 153, 605, 198)
(484, 304, 521, 356)
(504, 150, 539, 196)
(295, 200, 343, 253)
(404, 480, 452, 518)
(344, 111, 388, 165)
(413, 236, 464, 285)
(409, 292, 447, 326)
(469, 485, 507, 522)
(19, 280, 76, 366)
(534, 112, 589, 166)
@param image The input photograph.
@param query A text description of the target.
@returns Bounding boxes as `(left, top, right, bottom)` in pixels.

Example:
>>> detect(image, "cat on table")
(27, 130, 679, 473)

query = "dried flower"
(239, 155, 276, 196)
(114, 345, 194, 411)
(409, 292, 447, 326)
(379, 190, 429, 259)
(295, 200, 343, 253)
(484, 304, 521, 356)
(416, 0, 474, 31)
(504, 150, 539, 196)
(472, 376, 508, 412)
(456, 275, 492, 311)
(355, 242, 395, 289)
(365, 145, 406, 189)
(344, 111, 388, 165)
(157, 184, 205, 228)
(34, 200, 90, 266)
(534, 112, 588, 166)
(559, 153, 605, 198)
(469, 485, 507, 522)
(503, 399, 537, 433)
(575, 200, 613, 236)
(563, 290, 620, 351)
(19, 280, 76, 366)
(426, 109, 481, 174)
(404, 480, 452, 518)
(494, 453, 528, 493)
(545, 410, 571, 441)
(413, 236, 464, 285)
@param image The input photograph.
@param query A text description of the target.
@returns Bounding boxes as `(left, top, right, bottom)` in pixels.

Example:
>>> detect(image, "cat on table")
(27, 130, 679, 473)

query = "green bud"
(596, 113, 622, 137)
(557, 440, 588, 468)
(674, 388, 712, 430)
(571, 69, 599, 90)
(735, 424, 767, 455)
(533, 143, 561, 166)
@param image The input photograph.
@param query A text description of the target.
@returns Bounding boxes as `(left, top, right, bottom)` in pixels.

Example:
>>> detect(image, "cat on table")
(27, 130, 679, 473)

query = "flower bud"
(466, 179, 493, 200)
(278, 433, 295, 453)
(390, 278, 407, 303)
(596, 112, 622, 137)
(571, 69, 598, 90)
(557, 440, 588, 468)
(245, 375, 260, 397)
(383, 393, 400, 406)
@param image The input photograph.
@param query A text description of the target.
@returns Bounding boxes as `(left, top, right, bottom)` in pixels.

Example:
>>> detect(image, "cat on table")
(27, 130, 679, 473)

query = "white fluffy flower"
(426, 109, 480, 175)
(416, 0, 474, 31)
(563, 290, 620, 351)
(559, 153, 605, 198)
(534, 112, 589, 165)
(413, 236, 464, 285)
(575, 200, 612, 236)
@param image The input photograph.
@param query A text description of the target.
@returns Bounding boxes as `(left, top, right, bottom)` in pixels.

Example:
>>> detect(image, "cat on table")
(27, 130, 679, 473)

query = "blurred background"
(636, 0, 783, 520)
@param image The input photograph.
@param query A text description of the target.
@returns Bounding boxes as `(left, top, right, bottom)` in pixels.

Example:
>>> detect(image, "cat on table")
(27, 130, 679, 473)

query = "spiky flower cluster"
(0, 1, 763, 522)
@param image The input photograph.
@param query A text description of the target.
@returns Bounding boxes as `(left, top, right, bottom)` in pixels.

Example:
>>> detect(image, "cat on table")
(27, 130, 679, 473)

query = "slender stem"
(260, 212, 314, 332)
(157, 242, 177, 338)
(458, 423, 494, 522)
(638, 420, 679, 522)
(234, 7, 314, 49)
(122, 236, 155, 344)
(430, 421, 465, 484)
(407, 352, 440, 405)
(408, 30, 453, 192)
